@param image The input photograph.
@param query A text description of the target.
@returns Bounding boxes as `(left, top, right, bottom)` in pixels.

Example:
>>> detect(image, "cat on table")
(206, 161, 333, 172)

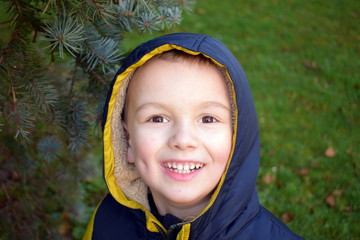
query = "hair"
(150, 49, 215, 66)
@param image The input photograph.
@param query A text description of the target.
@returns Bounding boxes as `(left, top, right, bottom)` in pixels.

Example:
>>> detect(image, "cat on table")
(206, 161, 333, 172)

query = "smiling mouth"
(162, 162, 204, 174)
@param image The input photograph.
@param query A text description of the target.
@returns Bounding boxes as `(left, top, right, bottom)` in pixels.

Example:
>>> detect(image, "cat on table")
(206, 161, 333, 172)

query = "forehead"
(127, 57, 228, 100)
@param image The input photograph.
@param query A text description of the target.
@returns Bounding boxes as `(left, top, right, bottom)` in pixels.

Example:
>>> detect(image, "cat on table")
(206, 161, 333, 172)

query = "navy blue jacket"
(83, 33, 303, 240)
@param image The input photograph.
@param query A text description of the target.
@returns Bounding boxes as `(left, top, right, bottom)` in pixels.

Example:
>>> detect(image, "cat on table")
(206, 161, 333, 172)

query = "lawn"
(125, 0, 359, 239)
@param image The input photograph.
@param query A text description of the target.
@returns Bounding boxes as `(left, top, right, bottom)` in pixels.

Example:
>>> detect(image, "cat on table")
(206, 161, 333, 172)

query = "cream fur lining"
(110, 70, 150, 210)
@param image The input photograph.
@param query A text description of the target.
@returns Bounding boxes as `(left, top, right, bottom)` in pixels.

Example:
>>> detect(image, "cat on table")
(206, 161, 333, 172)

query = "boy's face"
(124, 57, 232, 214)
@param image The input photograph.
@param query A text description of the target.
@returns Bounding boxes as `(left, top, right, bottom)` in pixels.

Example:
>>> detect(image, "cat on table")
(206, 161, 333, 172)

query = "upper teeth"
(164, 162, 203, 174)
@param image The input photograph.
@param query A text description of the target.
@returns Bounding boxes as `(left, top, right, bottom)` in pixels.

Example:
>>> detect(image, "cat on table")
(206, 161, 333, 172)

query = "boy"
(83, 33, 303, 239)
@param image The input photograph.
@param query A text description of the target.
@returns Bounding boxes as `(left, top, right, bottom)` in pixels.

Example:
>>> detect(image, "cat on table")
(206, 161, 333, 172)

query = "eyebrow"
(201, 101, 231, 112)
(135, 102, 170, 115)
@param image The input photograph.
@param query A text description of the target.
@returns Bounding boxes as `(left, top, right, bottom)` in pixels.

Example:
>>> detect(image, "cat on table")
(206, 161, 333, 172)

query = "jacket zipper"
(152, 221, 167, 240)
(166, 222, 189, 240)
(153, 221, 189, 239)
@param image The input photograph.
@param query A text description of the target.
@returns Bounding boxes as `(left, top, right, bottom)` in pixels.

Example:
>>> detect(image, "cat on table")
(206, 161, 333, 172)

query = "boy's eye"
(199, 116, 217, 123)
(148, 116, 169, 123)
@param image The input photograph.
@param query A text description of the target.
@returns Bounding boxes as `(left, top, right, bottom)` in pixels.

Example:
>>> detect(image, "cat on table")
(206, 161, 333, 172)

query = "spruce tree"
(0, 0, 195, 239)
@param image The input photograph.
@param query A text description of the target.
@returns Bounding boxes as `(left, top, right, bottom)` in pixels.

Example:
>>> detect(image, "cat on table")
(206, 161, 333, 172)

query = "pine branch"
(65, 100, 90, 154)
(26, 78, 59, 113)
(42, 13, 85, 58)
(115, 0, 136, 31)
(176, 0, 196, 13)
(82, 37, 123, 73)
(158, 6, 182, 30)
(1, 29, 60, 140)
(134, 11, 160, 33)
(37, 135, 63, 161)
(88, 0, 117, 24)
(7, 0, 43, 31)
(0, 96, 4, 132)
(9, 86, 35, 141)
(7, 0, 25, 25)
(68, 130, 89, 154)
(85, 20, 123, 42)
(41, 0, 56, 14)
(88, 68, 109, 86)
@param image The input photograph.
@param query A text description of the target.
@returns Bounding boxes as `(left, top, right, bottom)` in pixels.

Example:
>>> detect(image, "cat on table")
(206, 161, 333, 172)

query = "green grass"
(125, 0, 359, 239)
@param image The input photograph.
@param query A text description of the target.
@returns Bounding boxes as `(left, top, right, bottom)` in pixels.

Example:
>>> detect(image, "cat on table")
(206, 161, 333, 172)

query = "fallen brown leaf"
(326, 194, 335, 207)
(262, 173, 275, 185)
(298, 168, 309, 176)
(325, 147, 336, 158)
(281, 212, 294, 222)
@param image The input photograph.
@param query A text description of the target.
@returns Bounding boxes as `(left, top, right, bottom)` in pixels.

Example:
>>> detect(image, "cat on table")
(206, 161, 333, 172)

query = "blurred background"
(0, 0, 359, 239)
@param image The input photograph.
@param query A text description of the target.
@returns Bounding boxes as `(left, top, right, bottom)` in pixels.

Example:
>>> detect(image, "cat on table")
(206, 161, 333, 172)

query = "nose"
(168, 121, 198, 150)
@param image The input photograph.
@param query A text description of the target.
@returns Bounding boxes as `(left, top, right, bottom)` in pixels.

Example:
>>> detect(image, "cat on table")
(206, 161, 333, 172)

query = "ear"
(122, 121, 135, 164)
(127, 149, 135, 164)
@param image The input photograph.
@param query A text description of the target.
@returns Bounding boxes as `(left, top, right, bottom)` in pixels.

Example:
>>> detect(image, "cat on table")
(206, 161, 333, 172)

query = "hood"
(102, 33, 260, 238)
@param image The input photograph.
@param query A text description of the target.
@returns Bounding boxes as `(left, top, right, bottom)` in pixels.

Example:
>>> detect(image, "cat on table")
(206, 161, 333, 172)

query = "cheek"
(131, 131, 163, 160)
(208, 131, 232, 166)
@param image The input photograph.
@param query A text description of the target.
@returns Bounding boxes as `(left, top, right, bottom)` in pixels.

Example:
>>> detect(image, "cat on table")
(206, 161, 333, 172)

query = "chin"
(167, 193, 210, 207)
